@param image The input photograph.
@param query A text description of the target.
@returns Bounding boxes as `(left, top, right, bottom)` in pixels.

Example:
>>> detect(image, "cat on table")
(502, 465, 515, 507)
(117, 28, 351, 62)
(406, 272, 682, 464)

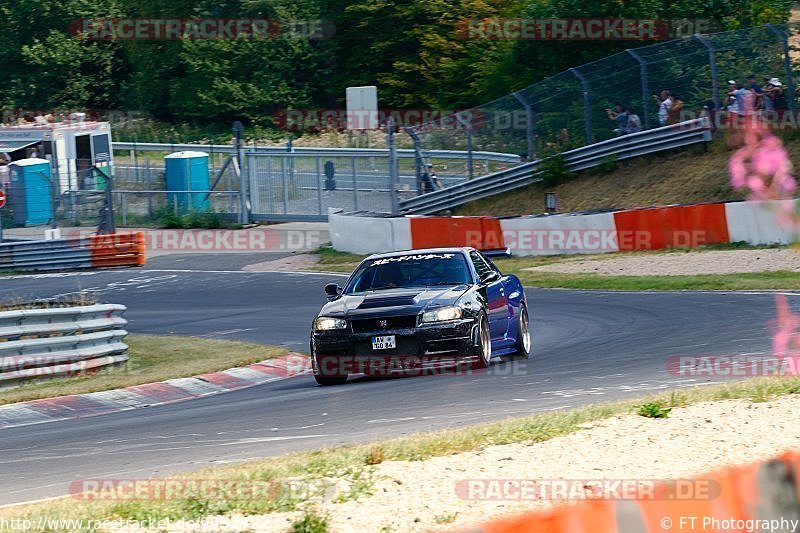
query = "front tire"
(514, 303, 532, 358)
(314, 375, 347, 386)
(472, 313, 492, 369)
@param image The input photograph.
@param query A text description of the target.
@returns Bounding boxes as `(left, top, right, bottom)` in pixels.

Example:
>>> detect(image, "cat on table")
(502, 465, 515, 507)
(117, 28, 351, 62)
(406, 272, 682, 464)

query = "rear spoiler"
(481, 248, 512, 259)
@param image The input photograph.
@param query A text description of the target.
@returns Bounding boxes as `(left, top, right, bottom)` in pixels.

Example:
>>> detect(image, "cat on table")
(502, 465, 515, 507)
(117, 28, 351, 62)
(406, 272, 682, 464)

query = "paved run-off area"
(525, 247, 800, 276)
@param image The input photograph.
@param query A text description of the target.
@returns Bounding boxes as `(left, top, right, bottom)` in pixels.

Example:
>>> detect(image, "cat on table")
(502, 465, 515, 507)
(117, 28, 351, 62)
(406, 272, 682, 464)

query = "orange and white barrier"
(482, 450, 800, 532)
(330, 200, 799, 255)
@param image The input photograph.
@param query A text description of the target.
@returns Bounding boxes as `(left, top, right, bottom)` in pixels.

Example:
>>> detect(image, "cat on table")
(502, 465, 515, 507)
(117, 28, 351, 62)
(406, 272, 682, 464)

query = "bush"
(291, 510, 329, 533)
(153, 204, 226, 229)
(539, 154, 576, 187)
(636, 401, 672, 419)
(596, 155, 619, 173)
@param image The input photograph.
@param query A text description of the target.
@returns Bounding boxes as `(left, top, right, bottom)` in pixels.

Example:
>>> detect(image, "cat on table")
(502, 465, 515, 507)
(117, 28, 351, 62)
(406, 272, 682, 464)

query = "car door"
(470, 251, 509, 343)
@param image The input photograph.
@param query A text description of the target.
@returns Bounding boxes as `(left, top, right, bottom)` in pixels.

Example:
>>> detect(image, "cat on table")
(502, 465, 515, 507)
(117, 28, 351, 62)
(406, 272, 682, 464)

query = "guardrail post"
(146, 160, 153, 218)
(569, 67, 593, 144)
(766, 24, 797, 110)
(512, 91, 535, 159)
(351, 156, 358, 210)
(456, 113, 474, 180)
(232, 121, 247, 224)
(387, 117, 399, 215)
(315, 157, 323, 215)
(694, 34, 720, 111)
(625, 49, 651, 130)
(404, 127, 423, 193)
(281, 156, 288, 215)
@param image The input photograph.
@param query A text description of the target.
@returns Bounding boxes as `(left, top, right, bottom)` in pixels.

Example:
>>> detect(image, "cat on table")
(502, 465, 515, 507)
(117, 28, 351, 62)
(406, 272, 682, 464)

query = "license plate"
(371, 335, 396, 350)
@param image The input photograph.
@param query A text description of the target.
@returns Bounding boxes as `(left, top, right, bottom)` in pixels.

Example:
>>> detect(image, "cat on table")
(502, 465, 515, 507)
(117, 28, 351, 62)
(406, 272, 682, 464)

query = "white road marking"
(218, 435, 328, 446)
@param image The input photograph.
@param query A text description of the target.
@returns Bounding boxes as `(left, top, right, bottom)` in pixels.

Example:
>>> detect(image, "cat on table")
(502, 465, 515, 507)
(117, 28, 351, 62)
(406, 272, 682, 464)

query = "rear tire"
(472, 314, 492, 369)
(314, 375, 347, 386)
(514, 303, 532, 358)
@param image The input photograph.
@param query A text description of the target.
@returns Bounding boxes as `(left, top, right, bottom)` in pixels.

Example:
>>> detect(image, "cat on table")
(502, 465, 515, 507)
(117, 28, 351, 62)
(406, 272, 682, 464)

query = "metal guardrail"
(112, 142, 521, 163)
(0, 304, 129, 387)
(0, 233, 145, 272)
(398, 118, 712, 214)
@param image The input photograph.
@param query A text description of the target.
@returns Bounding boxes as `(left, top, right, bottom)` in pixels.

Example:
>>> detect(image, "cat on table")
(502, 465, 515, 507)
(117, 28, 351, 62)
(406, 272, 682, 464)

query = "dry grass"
(0, 334, 288, 405)
(455, 128, 800, 217)
(456, 140, 750, 216)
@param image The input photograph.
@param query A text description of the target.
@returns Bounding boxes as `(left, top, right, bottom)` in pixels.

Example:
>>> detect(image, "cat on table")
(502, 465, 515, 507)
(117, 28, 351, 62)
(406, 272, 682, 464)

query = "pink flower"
(773, 294, 800, 363)
(728, 153, 747, 189)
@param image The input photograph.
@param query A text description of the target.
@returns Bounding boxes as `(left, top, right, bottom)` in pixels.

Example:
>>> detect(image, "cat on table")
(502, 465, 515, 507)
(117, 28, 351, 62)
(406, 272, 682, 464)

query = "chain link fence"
(409, 23, 799, 159)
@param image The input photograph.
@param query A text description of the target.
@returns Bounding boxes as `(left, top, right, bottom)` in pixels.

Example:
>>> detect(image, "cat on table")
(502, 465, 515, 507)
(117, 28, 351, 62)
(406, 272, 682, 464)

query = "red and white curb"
(0, 353, 311, 429)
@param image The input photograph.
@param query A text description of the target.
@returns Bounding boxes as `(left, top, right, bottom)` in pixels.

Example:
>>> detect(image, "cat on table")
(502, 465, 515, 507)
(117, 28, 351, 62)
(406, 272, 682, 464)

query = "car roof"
(363, 247, 475, 261)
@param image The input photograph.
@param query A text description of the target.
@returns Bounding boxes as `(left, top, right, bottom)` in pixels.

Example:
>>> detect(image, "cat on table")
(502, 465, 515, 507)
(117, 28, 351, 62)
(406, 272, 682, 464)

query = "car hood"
(319, 285, 469, 319)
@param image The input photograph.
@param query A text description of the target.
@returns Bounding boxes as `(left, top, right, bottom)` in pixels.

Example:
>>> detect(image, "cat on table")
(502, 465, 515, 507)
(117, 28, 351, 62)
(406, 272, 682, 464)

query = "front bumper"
(312, 318, 478, 376)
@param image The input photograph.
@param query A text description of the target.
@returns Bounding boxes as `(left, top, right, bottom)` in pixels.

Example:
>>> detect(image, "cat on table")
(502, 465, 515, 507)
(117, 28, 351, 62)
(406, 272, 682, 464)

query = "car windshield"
(344, 253, 472, 294)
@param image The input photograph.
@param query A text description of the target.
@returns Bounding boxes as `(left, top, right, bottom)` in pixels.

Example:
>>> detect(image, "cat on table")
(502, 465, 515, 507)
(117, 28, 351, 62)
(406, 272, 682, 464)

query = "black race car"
(310, 247, 531, 385)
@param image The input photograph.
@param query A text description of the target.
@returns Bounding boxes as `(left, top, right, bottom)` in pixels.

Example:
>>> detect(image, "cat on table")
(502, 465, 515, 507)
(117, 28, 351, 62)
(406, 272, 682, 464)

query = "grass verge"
(0, 335, 289, 406)
(314, 246, 365, 273)
(311, 244, 799, 291)
(4, 374, 800, 525)
(508, 270, 800, 291)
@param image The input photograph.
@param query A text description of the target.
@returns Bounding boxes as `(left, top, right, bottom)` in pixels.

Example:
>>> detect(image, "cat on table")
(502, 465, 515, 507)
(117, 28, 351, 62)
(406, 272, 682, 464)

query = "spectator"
(726, 80, 750, 127)
(419, 163, 442, 194)
(625, 107, 641, 133)
(653, 90, 672, 126)
(667, 94, 684, 124)
(746, 74, 763, 109)
(769, 78, 786, 111)
(761, 77, 775, 112)
(605, 103, 629, 135)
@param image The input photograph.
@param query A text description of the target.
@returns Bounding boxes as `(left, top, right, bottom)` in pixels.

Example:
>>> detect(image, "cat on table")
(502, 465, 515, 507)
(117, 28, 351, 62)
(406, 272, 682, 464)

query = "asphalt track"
(0, 266, 795, 505)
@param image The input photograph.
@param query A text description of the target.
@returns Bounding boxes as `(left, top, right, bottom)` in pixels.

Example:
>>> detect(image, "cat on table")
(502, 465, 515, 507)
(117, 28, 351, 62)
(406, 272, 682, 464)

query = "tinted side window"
(479, 252, 502, 275)
(469, 251, 494, 280)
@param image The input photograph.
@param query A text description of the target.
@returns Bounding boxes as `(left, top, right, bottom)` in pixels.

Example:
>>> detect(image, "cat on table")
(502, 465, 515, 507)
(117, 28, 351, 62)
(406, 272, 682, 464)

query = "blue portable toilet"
(164, 151, 210, 212)
(8, 158, 53, 226)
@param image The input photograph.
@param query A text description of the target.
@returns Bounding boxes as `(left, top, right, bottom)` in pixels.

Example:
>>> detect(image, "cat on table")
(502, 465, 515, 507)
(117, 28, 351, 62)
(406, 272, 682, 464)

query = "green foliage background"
(0, 0, 792, 133)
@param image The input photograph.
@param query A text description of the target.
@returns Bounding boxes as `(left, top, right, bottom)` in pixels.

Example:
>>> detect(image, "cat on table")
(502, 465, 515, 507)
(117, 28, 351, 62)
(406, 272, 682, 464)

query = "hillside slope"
(456, 137, 800, 217)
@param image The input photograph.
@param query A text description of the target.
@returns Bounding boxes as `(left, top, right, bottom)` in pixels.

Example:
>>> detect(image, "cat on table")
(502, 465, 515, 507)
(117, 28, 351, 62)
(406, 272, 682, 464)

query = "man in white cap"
(765, 78, 786, 111)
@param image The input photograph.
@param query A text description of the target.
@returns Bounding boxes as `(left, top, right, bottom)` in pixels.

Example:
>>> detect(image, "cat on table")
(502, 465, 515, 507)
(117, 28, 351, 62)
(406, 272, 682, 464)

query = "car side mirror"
(480, 271, 500, 284)
(325, 283, 342, 297)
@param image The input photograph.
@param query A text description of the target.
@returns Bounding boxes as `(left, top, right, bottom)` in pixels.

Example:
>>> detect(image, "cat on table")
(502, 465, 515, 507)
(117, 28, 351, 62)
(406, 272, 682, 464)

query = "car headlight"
(314, 317, 348, 331)
(421, 306, 463, 323)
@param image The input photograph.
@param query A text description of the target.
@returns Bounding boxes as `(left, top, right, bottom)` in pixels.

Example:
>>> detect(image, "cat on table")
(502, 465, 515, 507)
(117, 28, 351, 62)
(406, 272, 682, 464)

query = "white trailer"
(0, 119, 113, 194)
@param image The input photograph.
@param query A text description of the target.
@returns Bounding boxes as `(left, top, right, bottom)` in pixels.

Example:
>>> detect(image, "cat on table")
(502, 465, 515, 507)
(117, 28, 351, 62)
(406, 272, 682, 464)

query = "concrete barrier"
(725, 199, 799, 245)
(500, 212, 618, 256)
(329, 212, 411, 254)
(329, 200, 798, 255)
